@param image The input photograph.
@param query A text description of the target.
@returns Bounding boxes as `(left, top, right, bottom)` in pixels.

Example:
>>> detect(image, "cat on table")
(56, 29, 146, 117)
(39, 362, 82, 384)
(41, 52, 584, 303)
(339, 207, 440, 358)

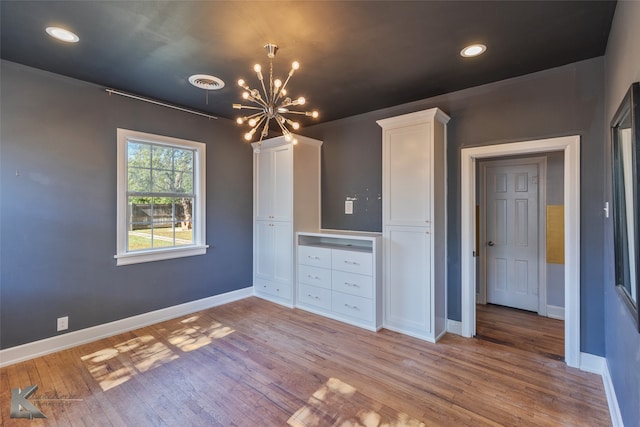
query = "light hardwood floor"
(1, 297, 610, 426)
(476, 303, 565, 360)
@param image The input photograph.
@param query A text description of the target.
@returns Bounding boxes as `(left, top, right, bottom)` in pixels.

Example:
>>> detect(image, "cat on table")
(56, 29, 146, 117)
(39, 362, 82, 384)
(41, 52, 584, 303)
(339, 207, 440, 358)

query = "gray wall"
(304, 57, 605, 355)
(0, 60, 253, 349)
(603, 2, 640, 426)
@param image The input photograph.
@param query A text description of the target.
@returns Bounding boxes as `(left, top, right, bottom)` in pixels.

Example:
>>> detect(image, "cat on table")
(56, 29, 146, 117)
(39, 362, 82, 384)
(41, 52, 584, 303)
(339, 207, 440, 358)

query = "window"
(115, 129, 207, 266)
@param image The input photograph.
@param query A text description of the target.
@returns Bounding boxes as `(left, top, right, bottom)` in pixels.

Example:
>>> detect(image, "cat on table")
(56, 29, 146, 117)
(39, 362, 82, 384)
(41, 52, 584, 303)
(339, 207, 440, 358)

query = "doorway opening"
(476, 154, 566, 359)
(460, 135, 580, 367)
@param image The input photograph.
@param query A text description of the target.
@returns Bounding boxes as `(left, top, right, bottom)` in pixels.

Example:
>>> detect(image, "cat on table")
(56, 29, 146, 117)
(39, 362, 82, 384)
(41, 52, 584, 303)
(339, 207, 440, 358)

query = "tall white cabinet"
(252, 135, 323, 307)
(377, 108, 450, 342)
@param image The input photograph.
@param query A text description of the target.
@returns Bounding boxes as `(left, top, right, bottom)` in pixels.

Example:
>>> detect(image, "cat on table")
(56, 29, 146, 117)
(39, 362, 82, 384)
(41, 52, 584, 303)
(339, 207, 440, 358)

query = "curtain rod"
(105, 88, 218, 120)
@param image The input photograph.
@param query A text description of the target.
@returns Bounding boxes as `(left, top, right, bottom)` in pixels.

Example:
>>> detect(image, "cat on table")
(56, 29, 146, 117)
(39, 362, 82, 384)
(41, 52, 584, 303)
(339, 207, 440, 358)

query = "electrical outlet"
(57, 316, 68, 332)
(345, 200, 353, 214)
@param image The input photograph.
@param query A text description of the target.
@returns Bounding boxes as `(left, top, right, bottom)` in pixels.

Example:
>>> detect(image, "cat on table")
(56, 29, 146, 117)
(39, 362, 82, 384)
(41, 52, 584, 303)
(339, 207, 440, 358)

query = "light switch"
(345, 200, 353, 214)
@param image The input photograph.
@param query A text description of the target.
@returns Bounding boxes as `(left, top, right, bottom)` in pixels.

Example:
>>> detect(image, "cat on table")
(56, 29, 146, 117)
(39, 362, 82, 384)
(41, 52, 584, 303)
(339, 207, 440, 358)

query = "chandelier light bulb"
(292, 138, 298, 145)
(248, 118, 257, 127)
(274, 79, 282, 88)
(284, 133, 293, 142)
(242, 91, 250, 99)
(292, 61, 300, 70)
(254, 64, 261, 73)
(244, 132, 253, 141)
(236, 117, 244, 124)
(292, 122, 300, 130)
(237, 79, 245, 87)
(297, 97, 306, 105)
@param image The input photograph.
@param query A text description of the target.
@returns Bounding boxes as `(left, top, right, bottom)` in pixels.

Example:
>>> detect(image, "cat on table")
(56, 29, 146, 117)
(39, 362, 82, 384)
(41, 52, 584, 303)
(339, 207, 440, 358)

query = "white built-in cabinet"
(296, 232, 382, 330)
(252, 135, 322, 307)
(377, 108, 450, 342)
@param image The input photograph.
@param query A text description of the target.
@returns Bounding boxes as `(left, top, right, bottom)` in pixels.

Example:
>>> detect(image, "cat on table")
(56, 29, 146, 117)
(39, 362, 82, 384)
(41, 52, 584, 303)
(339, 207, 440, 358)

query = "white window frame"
(115, 128, 208, 266)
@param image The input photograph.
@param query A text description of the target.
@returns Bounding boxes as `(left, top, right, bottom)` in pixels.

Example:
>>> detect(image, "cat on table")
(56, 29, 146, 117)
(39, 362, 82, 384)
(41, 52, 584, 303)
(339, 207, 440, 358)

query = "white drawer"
(299, 284, 332, 311)
(332, 292, 373, 322)
(332, 270, 373, 298)
(298, 246, 332, 269)
(298, 265, 331, 289)
(331, 249, 373, 276)
(256, 281, 292, 300)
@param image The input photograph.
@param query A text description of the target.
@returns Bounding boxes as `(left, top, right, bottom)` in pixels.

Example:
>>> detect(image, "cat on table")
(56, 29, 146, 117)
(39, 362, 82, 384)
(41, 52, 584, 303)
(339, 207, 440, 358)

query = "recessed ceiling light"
(45, 27, 79, 43)
(460, 44, 486, 58)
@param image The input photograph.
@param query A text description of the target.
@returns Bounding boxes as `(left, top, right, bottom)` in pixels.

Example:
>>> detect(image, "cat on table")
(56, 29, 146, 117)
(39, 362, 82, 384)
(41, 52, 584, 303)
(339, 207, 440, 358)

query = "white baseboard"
(579, 352, 606, 374)
(0, 286, 253, 368)
(601, 359, 624, 427)
(579, 352, 623, 427)
(546, 305, 565, 320)
(447, 319, 462, 336)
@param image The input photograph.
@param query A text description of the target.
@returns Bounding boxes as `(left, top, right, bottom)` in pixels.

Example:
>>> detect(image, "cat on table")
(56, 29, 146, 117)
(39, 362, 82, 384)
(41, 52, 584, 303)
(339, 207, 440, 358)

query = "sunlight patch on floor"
(167, 319, 235, 352)
(81, 335, 178, 391)
(288, 377, 426, 427)
(80, 316, 235, 391)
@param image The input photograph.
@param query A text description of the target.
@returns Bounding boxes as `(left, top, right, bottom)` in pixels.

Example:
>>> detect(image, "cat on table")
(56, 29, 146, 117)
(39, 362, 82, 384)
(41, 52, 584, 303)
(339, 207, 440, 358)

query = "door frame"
(461, 135, 580, 368)
(478, 157, 548, 316)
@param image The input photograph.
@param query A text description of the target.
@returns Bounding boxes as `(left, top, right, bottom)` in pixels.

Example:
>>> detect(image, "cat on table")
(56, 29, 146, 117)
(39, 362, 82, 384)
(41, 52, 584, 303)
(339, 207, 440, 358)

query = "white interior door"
(485, 163, 539, 311)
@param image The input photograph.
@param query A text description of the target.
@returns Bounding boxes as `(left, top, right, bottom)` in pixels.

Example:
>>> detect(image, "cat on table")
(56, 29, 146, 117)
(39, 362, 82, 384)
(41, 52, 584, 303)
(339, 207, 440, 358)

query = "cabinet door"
(271, 145, 293, 221)
(255, 220, 274, 280)
(271, 221, 293, 285)
(255, 149, 273, 221)
(384, 226, 432, 336)
(256, 220, 292, 286)
(383, 124, 432, 226)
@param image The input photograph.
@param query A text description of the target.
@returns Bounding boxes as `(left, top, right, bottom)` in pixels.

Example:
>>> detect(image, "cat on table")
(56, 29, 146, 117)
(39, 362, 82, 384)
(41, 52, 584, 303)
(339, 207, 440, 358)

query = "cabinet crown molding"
(251, 134, 323, 150)
(377, 107, 450, 129)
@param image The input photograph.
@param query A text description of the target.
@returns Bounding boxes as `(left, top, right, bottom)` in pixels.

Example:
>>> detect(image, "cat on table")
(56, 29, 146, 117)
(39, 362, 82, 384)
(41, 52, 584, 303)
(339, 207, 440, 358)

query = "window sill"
(114, 245, 209, 266)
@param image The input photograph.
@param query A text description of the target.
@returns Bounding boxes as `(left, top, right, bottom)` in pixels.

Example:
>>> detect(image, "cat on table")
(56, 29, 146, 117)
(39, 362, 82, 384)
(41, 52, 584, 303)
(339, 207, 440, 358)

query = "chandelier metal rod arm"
(259, 69, 269, 104)
(277, 71, 295, 102)
(281, 110, 311, 115)
(245, 95, 269, 109)
(269, 59, 274, 101)
(236, 105, 264, 111)
(276, 118, 291, 136)
(253, 115, 267, 131)
(260, 118, 270, 140)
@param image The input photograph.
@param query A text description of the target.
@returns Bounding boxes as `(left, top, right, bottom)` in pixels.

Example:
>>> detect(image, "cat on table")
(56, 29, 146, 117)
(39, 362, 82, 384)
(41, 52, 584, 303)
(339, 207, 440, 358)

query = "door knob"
(488, 241, 495, 246)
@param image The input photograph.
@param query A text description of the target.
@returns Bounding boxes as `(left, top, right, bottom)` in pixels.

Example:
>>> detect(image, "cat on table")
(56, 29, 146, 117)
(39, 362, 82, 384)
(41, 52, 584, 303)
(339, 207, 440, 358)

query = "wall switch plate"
(345, 200, 353, 214)
(57, 316, 68, 331)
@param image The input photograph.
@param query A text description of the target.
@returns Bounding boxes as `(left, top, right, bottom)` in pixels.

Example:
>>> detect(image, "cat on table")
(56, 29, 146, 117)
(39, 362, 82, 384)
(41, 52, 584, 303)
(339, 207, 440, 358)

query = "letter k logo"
(10, 384, 47, 419)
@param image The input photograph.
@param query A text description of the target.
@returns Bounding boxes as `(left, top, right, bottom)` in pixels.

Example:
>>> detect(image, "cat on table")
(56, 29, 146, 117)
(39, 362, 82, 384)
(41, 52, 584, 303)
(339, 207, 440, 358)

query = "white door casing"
(461, 135, 580, 368)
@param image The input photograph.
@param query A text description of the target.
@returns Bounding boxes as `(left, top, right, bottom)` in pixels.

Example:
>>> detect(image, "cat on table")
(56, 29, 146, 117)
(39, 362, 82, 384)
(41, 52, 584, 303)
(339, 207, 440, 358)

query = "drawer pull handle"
(307, 274, 321, 280)
(344, 282, 359, 287)
(308, 256, 320, 260)
(344, 260, 360, 265)
(344, 303, 359, 310)
(308, 294, 319, 299)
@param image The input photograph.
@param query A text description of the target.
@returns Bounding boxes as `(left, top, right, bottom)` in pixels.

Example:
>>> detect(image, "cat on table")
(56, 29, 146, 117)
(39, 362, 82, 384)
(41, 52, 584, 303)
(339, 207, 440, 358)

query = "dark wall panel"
(0, 60, 253, 349)
(304, 57, 605, 355)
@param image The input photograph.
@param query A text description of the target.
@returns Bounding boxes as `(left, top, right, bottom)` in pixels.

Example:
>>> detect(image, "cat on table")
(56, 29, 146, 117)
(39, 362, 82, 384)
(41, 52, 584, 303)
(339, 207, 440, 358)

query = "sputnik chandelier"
(233, 43, 319, 145)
